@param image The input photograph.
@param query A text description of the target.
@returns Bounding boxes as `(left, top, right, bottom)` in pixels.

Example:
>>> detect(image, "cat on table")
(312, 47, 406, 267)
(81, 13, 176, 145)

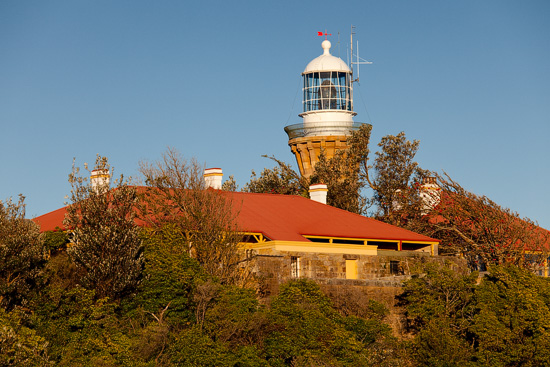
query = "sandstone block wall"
(250, 247, 466, 301)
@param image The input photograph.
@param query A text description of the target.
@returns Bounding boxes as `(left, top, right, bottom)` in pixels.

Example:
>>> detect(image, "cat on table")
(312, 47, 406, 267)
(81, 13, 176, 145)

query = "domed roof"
(303, 40, 351, 74)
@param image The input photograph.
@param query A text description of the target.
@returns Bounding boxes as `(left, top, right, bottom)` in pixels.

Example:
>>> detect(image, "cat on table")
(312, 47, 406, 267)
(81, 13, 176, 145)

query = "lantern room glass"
(303, 71, 352, 112)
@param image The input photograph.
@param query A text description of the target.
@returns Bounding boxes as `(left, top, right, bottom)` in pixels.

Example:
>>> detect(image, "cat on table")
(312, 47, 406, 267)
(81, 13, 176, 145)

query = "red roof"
(33, 190, 438, 244)
(229, 192, 437, 243)
(33, 207, 67, 233)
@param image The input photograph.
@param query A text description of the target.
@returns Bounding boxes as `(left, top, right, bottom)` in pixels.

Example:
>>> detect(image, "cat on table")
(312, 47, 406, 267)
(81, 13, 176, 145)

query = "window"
(303, 71, 352, 112)
(389, 260, 400, 275)
(524, 254, 548, 276)
(318, 80, 337, 110)
(291, 256, 300, 278)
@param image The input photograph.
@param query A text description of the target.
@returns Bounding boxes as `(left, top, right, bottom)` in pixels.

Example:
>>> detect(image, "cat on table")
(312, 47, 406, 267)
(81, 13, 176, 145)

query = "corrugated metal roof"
(229, 191, 437, 243)
(33, 189, 438, 244)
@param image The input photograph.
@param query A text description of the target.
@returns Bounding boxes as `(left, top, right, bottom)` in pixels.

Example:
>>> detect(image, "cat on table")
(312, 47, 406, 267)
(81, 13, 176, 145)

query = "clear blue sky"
(1, 1, 549, 229)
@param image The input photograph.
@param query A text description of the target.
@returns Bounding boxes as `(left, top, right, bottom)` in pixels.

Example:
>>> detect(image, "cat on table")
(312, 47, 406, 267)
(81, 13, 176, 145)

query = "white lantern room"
(300, 40, 357, 136)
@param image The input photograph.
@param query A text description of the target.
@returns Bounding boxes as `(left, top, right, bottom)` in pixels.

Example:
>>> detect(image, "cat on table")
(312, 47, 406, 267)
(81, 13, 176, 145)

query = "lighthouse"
(284, 38, 364, 178)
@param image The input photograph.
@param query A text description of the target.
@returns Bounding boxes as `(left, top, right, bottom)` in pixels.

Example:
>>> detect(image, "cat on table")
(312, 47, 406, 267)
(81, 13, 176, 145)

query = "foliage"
(344, 130, 549, 273)
(322, 122, 373, 215)
(128, 225, 206, 327)
(169, 285, 269, 366)
(270, 279, 335, 318)
(265, 279, 368, 366)
(247, 123, 546, 276)
(402, 263, 550, 367)
(368, 132, 420, 218)
(42, 229, 69, 254)
(410, 317, 474, 367)
(32, 284, 134, 366)
(0, 308, 51, 366)
(310, 143, 368, 215)
(470, 266, 550, 366)
(8, 157, 550, 366)
(0, 195, 46, 310)
(203, 286, 265, 347)
(244, 125, 420, 216)
(243, 157, 307, 196)
(338, 297, 392, 345)
(222, 174, 239, 192)
(245, 124, 373, 214)
(307, 125, 418, 216)
(402, 173, 550, 271)
(325, 287, 411, 366)
(400, 263, 477, 365)
(64, 156, 143, 300)
(139, 148, 249, 285)
(401, 262, 477, 330)
(167, 326, 237, 366)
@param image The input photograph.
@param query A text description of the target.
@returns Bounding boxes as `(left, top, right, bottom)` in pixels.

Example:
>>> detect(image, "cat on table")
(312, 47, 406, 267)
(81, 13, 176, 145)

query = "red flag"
(317, 31, 323, 36)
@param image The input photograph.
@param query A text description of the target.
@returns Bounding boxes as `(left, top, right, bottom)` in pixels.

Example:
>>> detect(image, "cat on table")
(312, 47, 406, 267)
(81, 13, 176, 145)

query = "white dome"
(303, 40, 351, 74)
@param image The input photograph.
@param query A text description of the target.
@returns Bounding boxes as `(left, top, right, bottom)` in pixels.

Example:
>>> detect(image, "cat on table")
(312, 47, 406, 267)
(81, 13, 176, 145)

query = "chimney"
(90, 169, 110, 191)
(392, 189, 403, 211)
(420, 177, 441, 213)
(204, 168, 223, 189)
(309, 183, 328, 204)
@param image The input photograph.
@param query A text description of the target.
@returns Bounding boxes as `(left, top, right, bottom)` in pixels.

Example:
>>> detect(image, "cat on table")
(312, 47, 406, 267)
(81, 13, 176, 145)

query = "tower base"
(288, 135, 350, 178)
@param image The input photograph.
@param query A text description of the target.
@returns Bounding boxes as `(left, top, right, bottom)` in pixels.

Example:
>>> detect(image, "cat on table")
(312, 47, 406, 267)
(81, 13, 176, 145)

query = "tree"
(42, 229, 69, 255)
(310, 145, 368, 215)
(139, 148, 249, 286)
(365, 132, 421, 219)
(401, 262, 477, 331)
(264, 279, 368, 366)
(469, 265, 550, 366)
(202, 285, 266, 348)
(349, 130, 549, 273)
(0, 195, 46, 310)
(401, 264, 550, 366)
(33, 284, 135, 365)
(245, 124, 374, 215)
(243, 156, 307, 196)
(221, 175, 238, 192)
(399, 262, 477, 366)
(402, 173, 550, 271)
(166, 326, 239, 367)
(64, 156, 143, 299)
(130, 225, 206, 327)
(244, 125, 425, 217)
(0, 308, 51, 366)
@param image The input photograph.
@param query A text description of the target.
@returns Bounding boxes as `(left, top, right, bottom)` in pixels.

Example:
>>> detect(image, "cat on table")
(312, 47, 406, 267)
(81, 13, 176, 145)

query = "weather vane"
(317, 30, 332, 40)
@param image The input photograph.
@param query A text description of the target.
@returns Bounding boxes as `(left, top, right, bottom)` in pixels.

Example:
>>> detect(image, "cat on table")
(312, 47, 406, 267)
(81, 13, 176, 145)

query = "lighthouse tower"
(285, 39, 363, 178)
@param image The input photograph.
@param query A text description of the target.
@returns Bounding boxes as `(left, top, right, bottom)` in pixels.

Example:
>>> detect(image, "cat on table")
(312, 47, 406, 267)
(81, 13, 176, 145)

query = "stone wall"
(250, 247, 464, 286)
(250, 247, 467, 335)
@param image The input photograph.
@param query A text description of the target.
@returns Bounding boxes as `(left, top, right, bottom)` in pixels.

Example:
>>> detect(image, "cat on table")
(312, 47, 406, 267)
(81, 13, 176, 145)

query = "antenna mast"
(350, 25, 354, 80)
(350, 25, 373, 84)
(337, 31, 341, 57)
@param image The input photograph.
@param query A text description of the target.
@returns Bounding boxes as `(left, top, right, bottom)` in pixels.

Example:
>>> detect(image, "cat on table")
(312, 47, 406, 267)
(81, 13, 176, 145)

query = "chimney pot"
(309, 183, 328, 204)
(90, 169, 110, 191)
(204, 168, 223, 189)
(420, 176, 441, 213)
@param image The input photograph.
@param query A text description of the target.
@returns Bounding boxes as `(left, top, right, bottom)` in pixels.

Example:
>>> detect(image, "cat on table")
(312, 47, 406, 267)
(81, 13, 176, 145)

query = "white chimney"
(420, 177, 441, 213)
(204, 168, 223, 189)
(392, 189, 403, 211)
(90, 169, 110, 191)
(309, 183, 328, 204)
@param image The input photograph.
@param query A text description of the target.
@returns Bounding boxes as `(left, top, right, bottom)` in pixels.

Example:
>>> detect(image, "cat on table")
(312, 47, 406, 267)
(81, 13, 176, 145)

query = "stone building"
(34, 170, 446, 286)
